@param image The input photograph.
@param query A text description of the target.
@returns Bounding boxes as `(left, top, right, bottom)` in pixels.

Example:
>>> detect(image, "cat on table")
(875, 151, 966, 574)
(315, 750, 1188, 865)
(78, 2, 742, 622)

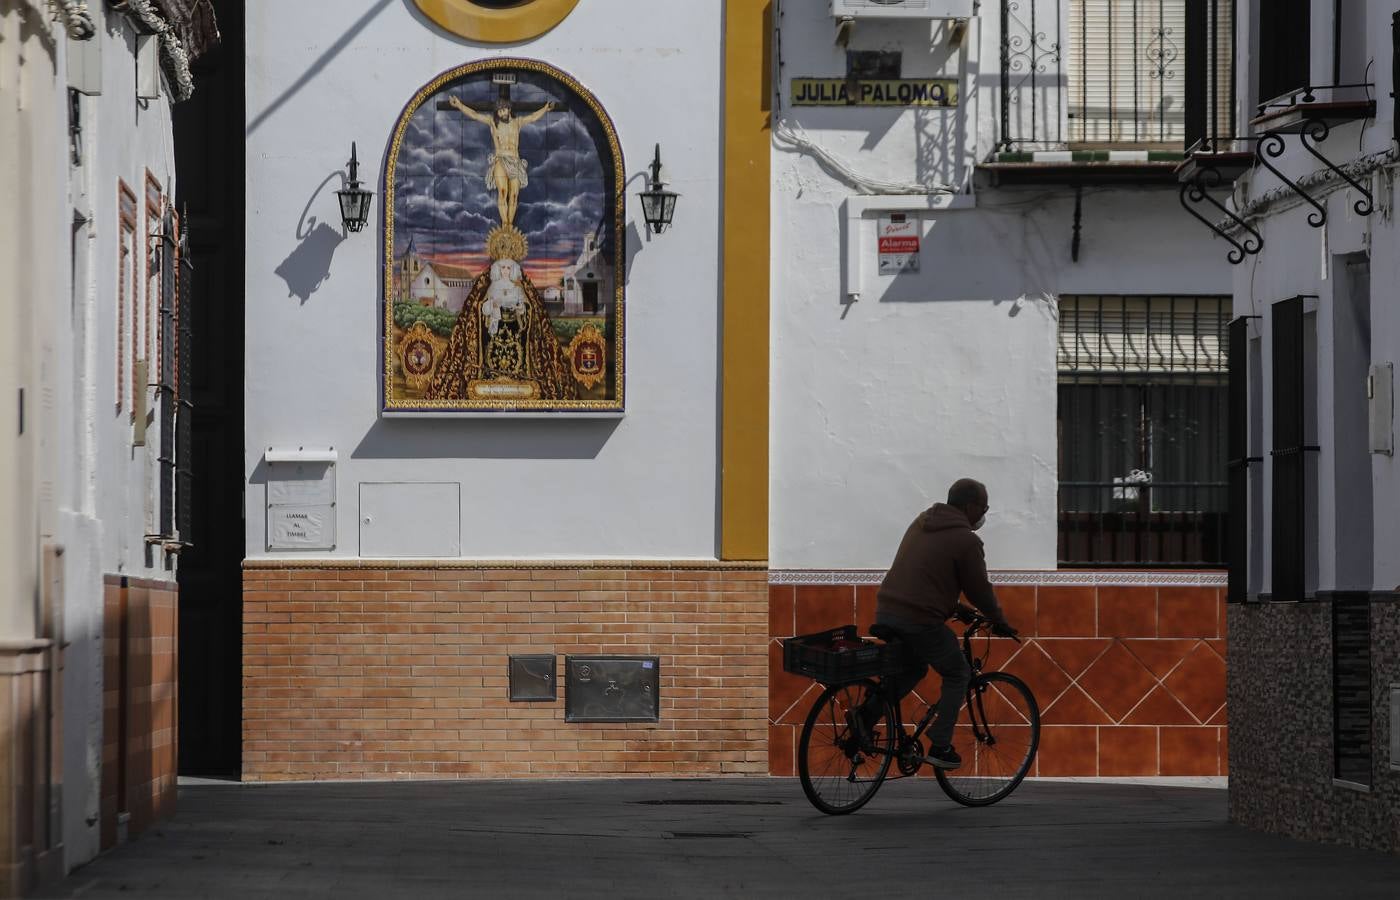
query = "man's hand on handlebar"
(991, 621, 1020, 641)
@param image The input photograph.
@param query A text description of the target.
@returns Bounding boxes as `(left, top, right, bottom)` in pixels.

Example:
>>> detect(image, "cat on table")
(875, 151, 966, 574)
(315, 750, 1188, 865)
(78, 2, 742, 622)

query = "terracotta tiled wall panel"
(242, 565, 768, 781)
(769, 580, 1227, 777)
(101, 576, 179, 850)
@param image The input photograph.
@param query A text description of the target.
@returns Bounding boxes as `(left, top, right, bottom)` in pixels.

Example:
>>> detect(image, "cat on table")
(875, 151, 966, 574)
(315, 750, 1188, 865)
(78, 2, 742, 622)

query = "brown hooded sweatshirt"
(875, 503, 1007, 628)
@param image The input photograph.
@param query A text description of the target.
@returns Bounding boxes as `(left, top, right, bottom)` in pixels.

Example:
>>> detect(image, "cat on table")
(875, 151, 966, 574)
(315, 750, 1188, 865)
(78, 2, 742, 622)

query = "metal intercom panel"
(564, 656, 660, 723)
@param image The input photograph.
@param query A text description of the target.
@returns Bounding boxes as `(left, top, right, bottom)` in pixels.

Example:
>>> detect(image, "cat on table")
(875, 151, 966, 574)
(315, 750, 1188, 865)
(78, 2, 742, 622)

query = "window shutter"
(159, 207, 177, 538)
(1225, 316, 1253, 602)
(1270, 296, 1308, 601)
(1069, 0, 1188, 144)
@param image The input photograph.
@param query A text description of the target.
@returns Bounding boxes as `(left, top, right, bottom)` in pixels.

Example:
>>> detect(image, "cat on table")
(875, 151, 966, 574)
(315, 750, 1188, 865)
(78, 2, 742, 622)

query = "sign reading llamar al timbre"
(791, 78, 958, 107)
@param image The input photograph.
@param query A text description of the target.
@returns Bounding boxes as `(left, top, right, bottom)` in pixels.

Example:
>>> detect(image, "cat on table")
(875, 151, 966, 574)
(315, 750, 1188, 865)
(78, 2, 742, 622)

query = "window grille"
(158, 206, 178, 538)
(1332, 593, 1372, 787)
(176, 217, 196, 543)
(1057, 295, 1230, 566)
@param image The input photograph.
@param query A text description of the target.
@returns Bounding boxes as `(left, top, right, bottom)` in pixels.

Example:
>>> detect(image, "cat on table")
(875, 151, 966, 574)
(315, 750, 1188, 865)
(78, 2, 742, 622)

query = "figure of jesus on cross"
(447, 89, 556, 229)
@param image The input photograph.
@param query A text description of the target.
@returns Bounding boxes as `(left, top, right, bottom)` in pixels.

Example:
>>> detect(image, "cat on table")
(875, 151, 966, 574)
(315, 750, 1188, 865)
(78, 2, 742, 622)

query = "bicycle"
(787, 607, 1040, 815)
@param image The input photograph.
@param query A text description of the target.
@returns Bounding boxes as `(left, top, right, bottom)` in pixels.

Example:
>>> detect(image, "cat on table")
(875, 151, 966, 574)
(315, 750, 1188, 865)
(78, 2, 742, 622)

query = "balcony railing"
(998, 0, 1233, 152)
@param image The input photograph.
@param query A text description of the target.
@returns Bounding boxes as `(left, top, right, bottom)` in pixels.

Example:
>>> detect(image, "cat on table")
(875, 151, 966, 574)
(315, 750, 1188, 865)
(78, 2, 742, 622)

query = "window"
(1067, 0, 1233, 146)
(1332, 594, 1372, 787)
(158, 206, 178, 539)
(145, 173, 163, 380)
(1225, 315, 1252, 601)
(1057, 296, 1230, 565)
(1256, 0, 1309, 105)
(175, 211, 195, 542)
(117, 181, 138, 415)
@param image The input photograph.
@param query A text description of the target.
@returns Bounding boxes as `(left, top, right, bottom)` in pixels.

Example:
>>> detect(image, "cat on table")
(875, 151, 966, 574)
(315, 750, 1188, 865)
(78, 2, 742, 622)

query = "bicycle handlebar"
(953, 605, 1021, 643)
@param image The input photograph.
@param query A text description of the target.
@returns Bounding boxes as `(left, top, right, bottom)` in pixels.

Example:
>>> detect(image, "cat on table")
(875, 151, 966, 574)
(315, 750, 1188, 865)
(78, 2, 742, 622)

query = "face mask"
(972, 514, 986, 531)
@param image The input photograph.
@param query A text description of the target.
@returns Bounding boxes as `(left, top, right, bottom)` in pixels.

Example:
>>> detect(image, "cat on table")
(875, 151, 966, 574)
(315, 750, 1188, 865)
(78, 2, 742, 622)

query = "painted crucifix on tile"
(382, 59, 624, 413)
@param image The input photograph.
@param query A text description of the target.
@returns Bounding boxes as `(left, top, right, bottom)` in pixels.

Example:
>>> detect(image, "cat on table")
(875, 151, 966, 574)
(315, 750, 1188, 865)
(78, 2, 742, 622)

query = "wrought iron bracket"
(1298, 118, 1375, 217)
(1179, 166, 1263, 265)
(1251, 85, 1377, 227)
(1255, 130, 1329, 227)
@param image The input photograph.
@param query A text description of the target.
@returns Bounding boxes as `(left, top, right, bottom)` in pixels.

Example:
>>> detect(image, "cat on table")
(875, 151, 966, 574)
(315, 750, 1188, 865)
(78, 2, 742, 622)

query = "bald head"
(947, 478, 989, 530)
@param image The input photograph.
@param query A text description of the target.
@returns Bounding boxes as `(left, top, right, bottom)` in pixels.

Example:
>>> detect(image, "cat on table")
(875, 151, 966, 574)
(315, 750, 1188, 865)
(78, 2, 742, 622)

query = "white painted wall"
(0, 2, 184, 869)
(770, 2, 1232, 570)
(1230, 1, 1400, 594)
(244, 0, 723, 560)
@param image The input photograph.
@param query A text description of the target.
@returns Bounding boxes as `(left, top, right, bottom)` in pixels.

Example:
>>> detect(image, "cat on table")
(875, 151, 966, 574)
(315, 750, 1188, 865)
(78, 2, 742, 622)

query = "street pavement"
(37, 777, 1400, 898)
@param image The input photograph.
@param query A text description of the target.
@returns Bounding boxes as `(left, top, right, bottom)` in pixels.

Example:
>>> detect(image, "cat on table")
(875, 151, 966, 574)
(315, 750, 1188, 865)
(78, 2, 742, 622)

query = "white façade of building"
(244, 0, 722, 560)
(1220, 1, 1400, 598)
(1213, 0, 1400, 854)
(769, 1, 1232, 571)
(1, 0, 211, 884)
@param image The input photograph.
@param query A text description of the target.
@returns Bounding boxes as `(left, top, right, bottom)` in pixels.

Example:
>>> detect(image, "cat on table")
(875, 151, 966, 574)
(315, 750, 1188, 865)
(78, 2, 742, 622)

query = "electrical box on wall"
(67, 33, 102, 96)
(830, 0, 974, 19)
(265, 448, 337, 551)
(136, 35, 162, 100)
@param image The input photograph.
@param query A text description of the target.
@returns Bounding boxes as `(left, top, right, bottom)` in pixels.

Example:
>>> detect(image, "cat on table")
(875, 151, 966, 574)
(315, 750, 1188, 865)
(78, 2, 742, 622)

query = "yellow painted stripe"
(721, 0, 771, 561)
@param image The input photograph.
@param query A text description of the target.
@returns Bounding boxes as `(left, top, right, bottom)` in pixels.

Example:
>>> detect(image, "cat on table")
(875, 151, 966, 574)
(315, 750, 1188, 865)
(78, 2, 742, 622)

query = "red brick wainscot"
(769, 572, 1228, 778)
(101, 575, 178, 848)
(242, 561, 768, 780)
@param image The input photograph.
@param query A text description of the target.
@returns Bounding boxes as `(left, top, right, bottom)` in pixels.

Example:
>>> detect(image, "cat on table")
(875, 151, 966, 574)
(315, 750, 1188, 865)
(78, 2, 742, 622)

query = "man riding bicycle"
(867, 478, 1018, 770)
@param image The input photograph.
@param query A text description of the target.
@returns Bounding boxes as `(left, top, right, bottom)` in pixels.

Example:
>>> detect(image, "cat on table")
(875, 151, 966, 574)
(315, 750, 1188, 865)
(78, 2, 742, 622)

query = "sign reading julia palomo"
(382, 58, 624, 414)
(791, 78, 958, 107)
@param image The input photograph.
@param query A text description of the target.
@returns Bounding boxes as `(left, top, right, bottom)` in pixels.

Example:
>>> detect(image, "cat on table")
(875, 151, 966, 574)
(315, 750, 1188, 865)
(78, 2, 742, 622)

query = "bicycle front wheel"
(935, 672, 1039, 807)
(797, 679, 895, 815)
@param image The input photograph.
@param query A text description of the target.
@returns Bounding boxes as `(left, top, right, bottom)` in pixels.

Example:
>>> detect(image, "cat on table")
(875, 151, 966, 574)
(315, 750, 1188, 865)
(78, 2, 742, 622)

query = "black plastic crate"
(781, 625, 904, 685)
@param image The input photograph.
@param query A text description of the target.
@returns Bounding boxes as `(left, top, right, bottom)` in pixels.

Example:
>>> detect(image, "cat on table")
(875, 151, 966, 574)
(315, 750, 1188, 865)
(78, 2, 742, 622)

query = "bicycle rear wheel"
(935, 672, 1039, 807)
(797, 679, 896, 815)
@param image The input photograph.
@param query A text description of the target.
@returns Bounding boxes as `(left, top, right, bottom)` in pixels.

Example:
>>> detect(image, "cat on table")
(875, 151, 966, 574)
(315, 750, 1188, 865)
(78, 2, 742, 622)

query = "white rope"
(773, 117, 957, 195)
(48, 0, 95, 40)
(116, 0, 196, 102)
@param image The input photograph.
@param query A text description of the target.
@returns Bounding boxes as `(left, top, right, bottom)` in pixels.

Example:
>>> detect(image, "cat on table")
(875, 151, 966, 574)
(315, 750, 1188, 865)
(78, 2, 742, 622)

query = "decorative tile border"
(990, 150, 1185, 164)
(769, 569, 1227, 587)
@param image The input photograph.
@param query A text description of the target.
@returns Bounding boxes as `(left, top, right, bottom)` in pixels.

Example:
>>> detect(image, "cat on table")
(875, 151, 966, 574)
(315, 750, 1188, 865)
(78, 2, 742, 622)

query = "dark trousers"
(881, 623, 970, 749)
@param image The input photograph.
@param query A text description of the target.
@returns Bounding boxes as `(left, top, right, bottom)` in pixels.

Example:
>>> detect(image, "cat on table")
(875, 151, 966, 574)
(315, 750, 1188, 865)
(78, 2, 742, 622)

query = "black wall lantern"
(336, 142, 374, 234)
(637, 143, 679, 235)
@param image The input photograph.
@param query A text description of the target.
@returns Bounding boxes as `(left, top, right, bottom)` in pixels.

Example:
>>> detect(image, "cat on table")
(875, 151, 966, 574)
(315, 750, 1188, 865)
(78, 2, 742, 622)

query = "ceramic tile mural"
(382, 59, 623, 412)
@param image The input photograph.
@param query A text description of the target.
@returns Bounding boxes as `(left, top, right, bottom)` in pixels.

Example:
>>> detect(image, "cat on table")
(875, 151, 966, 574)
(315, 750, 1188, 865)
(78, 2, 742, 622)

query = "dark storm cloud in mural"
(392, 77, 606, 261)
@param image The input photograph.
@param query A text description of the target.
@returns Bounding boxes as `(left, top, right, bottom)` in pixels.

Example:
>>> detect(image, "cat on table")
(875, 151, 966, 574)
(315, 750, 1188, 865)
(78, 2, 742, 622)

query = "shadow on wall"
(245, 0, 397, 137)
(350, 416, 622, 461)
(858, 192, 1072, 305)
(274, 170, 347, 303)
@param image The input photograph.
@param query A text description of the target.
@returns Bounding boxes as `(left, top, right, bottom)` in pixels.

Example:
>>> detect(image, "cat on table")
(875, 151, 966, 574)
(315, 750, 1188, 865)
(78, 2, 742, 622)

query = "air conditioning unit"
(830, 0, 975, 19)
